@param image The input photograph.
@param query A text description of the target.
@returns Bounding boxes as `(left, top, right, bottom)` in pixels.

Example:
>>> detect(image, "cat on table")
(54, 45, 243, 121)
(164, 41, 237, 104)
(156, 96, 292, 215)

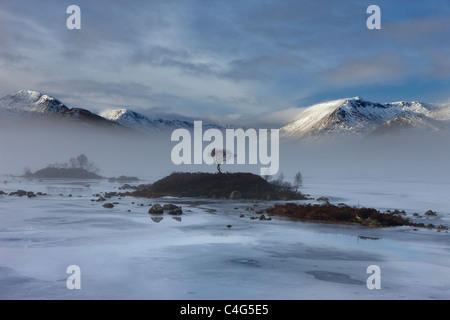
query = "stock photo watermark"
(171, 121, 280, 175)
(66, 265, 81, 290)
(366, 265, 381, 290)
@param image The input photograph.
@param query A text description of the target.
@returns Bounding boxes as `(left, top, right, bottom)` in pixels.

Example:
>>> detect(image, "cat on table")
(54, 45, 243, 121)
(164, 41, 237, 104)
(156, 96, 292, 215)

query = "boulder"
(27, 192, 36, 198)
(425, 210, 437, 216)
(316, 197, 329, 202)
(103, 203, 114, 209)
(168, 206, 183, 215)
(148, 204, 164, 214)
(9, 190, 27, 197)
(163, 204, 178, 211)
(229, 190, 242, 200)
(0, 190, 6, 195)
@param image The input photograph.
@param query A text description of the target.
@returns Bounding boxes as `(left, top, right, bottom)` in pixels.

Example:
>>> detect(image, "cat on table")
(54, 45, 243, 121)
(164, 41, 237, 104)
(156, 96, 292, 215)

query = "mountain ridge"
(280, 97, 450, 141)
(1, 90, 450, 141)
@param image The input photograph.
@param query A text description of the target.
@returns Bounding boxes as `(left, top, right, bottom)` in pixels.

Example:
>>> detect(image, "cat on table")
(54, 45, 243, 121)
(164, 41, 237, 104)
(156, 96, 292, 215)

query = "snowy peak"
(0, 90, 69, 114)
(100, 108, 194, 134)
(0, 90, 125, 130)
(100, 108, 232, 134)
(280, 97, 448, 141)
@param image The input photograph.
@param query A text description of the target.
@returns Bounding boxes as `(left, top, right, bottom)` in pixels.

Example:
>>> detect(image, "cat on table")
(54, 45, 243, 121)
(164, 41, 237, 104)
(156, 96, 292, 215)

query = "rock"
(391, 209, 406, 216)
(229, 190, 242, 200)
(27, 192, 36, 198)
(9, 190, 27, 197)
(168, 207, 183, 216)
(148, 204, 164, 214)
(436, 225, 448, 230)
(0, 190, 6, 195)
(172, 217, 182, 222)
(163, 204, 178, 211)
(239, 214, 245, 218)
(226, 225, 232, 228)
(96, 197, 106, 202)
(259, 214, 271, 221)
(103, 203, 114, 209)
(317, 197, 329, 202)
(425, 210, 437, 216)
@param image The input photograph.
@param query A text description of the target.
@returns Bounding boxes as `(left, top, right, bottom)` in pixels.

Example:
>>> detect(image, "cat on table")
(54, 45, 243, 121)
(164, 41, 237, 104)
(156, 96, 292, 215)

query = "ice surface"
(0, 176, 449, 300)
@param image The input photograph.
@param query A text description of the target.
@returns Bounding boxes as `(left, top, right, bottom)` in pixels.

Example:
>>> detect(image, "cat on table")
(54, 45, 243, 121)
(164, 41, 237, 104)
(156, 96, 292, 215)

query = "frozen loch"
(0, 176, 449, 300)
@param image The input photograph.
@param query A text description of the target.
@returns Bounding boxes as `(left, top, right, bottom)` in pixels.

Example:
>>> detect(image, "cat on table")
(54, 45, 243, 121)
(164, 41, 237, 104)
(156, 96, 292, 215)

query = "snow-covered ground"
(0, 176, 449, 300)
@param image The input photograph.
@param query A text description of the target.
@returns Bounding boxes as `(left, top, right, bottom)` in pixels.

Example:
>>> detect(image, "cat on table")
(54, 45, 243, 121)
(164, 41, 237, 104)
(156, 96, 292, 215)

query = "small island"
(125, 171, 307, 200)
(24, 154, 103, 179)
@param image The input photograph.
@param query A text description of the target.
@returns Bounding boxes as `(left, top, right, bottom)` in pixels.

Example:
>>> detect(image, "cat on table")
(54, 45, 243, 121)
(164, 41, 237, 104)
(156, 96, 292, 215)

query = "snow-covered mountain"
(0, 90, 228, 134)
(280, 97, 450, 141)
(0, 90, 69, 121)
(0, 90, 124, 129)
(100, 109, 194, 134)
(100, 108, 234, 134)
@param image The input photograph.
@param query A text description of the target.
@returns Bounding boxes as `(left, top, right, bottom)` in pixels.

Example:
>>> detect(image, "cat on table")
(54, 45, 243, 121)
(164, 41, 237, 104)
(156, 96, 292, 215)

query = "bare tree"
(293, 171, 303, 191)
(210, 148, 233, 174)
(67, 154, 99, 173)
(76, 154, 89, 170)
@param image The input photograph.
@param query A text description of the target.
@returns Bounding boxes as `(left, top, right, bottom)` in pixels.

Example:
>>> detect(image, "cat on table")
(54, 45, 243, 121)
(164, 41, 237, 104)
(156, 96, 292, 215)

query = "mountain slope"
(280, 97, 446, 141)
(0, 90, 125, 130)
(429, 105, 450, 121)
(100, 109, 194, 134)
(0, 90, 69, 114)
(100, 108, 233, 134)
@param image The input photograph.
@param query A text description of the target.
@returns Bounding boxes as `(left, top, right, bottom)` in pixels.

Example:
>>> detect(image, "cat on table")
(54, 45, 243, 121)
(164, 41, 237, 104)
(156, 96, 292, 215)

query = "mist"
(1, 121, 450, 187)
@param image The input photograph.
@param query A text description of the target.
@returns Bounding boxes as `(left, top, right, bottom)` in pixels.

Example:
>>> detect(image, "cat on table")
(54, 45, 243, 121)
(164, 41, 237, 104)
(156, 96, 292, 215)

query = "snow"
(0, 90, 68, 115)
(100, 108, 194, 134)
(280, 98, 350, 138)
(280, 98, 449, 141)
(0, 176, 448, 300)
(100, 108, 231, 134)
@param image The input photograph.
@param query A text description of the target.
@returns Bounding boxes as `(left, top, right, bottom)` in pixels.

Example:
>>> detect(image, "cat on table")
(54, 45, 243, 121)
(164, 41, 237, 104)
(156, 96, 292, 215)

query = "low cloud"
(321, 53, 410, 86)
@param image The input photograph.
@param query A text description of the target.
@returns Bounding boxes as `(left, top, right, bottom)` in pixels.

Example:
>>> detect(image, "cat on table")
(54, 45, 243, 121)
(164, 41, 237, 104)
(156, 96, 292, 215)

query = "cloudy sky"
(1, 0, 450, 127)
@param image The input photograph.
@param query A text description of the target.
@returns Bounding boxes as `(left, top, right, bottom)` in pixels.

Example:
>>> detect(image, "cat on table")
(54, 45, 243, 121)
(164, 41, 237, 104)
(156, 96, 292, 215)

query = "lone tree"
(210, 148, 233, 174)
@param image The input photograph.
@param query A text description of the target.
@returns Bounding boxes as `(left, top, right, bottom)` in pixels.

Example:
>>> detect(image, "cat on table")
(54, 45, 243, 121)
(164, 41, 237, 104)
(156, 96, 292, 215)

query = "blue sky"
(1, 0, 450, 127)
